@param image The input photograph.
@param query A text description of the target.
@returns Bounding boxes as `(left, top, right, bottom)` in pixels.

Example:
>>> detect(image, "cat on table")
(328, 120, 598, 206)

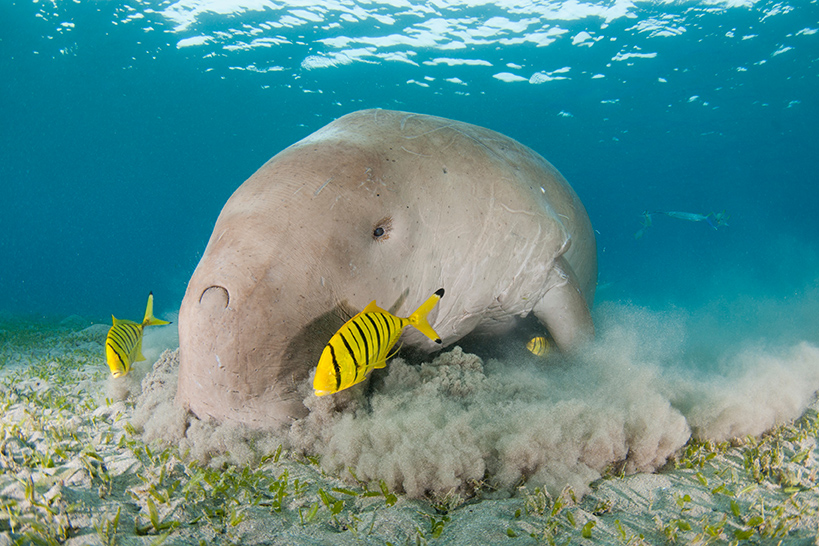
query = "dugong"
(178, 109, 597, 429)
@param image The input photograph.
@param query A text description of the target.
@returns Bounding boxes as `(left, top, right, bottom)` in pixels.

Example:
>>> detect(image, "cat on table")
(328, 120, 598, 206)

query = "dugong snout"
(178, 265, 337, 427)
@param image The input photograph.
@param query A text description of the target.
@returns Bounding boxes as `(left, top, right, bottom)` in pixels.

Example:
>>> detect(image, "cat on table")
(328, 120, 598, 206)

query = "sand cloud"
(134, 299, 819, 499)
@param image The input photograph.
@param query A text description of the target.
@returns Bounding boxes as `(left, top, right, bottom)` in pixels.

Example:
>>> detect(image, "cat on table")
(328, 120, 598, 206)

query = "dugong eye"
(372, 216, 392, 241)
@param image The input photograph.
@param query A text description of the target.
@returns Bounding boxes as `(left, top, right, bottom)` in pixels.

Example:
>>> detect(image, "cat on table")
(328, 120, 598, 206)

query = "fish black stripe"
(111, 328, 133, 349)
(385, 313, 401, 344)
(383, 313, 398, 349)
(338, 331, 360, 383)
(113, 325, 137, 348)
(364, 314, 384, 359)
(373, 313, 394, 358)
(329, 343, 341, 392)
(351, 320, 370, 380)
(115, 325, 135, 344)
(362, 314, 383, 365)
(359, 315, 376, 357)
(106, 338, 127, 372)
(107, 336, 130, 357)
(109, 327, 125, 344)
(125, 324, 141, 343)
(113, 347, 126, 367)
(386, 312, 400, 340)
(110, 337, 133, 359)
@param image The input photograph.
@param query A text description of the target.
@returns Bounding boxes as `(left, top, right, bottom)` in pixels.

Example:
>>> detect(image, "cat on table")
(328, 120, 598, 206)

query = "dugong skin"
(177, 109, 597, 429)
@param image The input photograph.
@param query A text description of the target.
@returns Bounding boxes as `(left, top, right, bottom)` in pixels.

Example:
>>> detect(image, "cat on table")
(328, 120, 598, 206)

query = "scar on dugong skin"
(177, 109, 597, 429)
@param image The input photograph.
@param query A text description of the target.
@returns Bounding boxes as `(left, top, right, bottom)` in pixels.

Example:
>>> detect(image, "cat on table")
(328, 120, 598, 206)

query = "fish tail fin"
(143, 292, 171, 327)
(407, 288, 444, 344)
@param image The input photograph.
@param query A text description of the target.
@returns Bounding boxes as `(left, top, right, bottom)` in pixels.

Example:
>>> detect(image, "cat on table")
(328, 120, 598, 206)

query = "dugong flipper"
(178, 109, 597, 429)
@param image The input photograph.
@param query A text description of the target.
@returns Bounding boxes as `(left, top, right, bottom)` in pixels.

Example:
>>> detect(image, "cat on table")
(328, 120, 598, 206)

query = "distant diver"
(635, 210, 729, 239)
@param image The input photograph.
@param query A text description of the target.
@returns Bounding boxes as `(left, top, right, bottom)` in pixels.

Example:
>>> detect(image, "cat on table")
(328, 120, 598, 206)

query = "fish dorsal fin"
(362, 300, 389, 315)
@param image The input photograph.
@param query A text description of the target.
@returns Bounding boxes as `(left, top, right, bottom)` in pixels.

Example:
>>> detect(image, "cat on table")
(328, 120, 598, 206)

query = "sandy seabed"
(1, 315, 818, 546)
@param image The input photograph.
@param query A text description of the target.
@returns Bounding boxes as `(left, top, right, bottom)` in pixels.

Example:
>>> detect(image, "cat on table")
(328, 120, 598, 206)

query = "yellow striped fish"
(526, 336, 550, 357)
(313, 288, 445, 396)
(105, 292, 170, 378)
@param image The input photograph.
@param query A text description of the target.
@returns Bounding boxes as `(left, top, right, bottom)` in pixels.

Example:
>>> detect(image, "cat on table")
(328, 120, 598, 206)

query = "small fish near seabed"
(105, 292, 171, 378)
(526, 336, 551, 357)
(313, 289, 445, 397)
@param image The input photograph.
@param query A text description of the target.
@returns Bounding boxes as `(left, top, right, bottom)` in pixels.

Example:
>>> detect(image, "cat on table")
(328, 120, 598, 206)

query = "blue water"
(2, 0, 817, 333)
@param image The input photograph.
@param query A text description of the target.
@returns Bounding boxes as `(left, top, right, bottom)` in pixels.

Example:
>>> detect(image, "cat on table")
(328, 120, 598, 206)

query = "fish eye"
(372, 217, 392, 241)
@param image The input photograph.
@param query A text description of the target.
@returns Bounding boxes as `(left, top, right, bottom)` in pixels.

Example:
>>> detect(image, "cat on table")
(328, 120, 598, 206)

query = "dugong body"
(178, 109, 597, 428)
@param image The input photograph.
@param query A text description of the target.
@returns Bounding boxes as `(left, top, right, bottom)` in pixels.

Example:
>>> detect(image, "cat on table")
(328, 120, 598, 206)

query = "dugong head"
(178, 109, 597, 429)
